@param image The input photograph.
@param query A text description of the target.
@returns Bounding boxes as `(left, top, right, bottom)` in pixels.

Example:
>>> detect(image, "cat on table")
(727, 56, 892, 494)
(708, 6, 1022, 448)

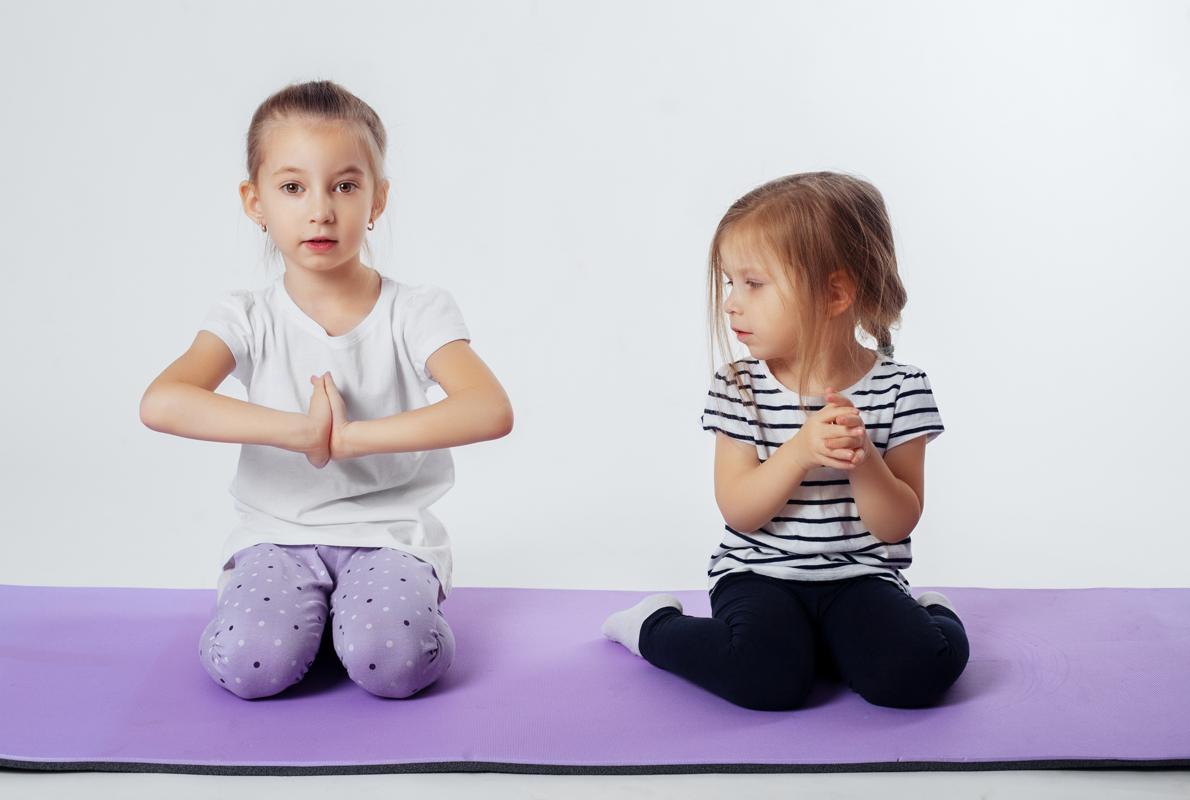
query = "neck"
(282, 257, 376, 306)
(768, 333, 875, 397)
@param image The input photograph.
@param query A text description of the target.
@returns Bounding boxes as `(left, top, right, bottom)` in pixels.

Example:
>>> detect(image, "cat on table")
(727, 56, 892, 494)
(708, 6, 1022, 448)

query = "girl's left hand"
(320, 372, 360, 461)
(823, 388, 870, 467)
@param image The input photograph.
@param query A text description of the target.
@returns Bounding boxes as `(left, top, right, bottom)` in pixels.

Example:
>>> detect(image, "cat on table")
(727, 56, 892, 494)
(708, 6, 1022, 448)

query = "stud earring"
(367, 220, 375, 231)
(260, 221, 267, 232)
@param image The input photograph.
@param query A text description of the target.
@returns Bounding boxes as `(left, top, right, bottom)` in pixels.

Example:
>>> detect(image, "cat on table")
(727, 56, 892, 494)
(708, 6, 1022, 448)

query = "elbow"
(717, 500, 761, 535)
(725, 515, 763, 535)
(872, 514, 920, 545)
(139, 384, 178, 433)
(480, 391, 513, 440)
(490, 400, 514, 439)
(139, 388, 166, 431)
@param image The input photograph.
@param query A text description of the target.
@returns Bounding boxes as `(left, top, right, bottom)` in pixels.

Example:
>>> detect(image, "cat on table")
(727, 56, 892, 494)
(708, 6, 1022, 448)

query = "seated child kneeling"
(141, 80, 513, 699)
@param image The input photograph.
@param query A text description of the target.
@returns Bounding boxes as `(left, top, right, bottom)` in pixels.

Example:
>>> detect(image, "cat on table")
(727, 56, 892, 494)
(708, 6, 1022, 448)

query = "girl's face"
(719, 233, 802, 361)
(241, 118, 387, 273)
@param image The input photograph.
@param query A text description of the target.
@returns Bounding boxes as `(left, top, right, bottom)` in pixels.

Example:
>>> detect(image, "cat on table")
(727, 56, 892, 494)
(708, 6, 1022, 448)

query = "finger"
(819, 444, 857, 462)
(820, 404, 861, 423)
(819, 453, 857, 470)
(322, 375, 349, 421)
(323, 373, 342, 396)
(823, 421, 862, 438)
(824, 389, 855, 407)
(824, 433, 862, 446)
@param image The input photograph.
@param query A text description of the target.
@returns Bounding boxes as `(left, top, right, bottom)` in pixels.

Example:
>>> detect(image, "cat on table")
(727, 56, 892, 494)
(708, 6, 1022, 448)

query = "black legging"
(639, 571, 970, 711)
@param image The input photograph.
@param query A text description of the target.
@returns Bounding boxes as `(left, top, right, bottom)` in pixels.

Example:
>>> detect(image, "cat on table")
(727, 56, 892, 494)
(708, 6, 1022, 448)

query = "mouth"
(303, 238, 338, 251)
(732, 328, 752, 338)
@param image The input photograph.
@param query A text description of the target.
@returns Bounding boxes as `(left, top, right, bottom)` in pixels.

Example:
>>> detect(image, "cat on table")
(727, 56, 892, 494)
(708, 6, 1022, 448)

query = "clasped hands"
(791, 387, 873, 472)
(301, 372, 357, 468)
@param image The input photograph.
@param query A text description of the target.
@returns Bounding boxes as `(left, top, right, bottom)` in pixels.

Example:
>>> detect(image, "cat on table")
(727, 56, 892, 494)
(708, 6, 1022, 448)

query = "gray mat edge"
(3, 758, 1189, 775)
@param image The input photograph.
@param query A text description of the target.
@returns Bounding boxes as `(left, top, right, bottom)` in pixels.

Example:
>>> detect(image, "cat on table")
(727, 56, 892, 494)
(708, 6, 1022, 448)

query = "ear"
(826, 270, 857, 318)
(371, 179, 390, 223)
(240, 180, 263, 227)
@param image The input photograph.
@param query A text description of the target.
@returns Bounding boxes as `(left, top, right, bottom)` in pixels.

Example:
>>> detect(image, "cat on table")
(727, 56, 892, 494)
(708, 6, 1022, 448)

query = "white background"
(2, 2, 1187, 594)
(3, 2, 1189, 798)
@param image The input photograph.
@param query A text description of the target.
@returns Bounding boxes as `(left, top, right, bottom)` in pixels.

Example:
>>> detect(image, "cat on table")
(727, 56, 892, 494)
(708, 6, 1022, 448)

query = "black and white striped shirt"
(701, 355, 945, 598)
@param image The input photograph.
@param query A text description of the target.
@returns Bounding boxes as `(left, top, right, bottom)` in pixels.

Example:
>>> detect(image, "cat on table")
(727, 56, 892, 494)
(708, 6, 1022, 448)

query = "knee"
(199, 621, 316, 700)
(721, 651, 815, 712)
(341, 621, 456, 699)
(726, 681, 813, 712)
(854, 651, 964, 709)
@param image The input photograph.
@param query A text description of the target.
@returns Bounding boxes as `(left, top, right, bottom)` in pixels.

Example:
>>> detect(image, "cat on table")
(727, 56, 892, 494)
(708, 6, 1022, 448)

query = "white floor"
(2, 769, 1189, 799)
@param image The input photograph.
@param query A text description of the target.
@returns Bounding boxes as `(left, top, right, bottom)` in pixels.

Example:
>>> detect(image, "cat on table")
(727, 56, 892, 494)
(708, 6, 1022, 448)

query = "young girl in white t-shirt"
(141, 80, 513, 700)
(602, 171, 968, 710)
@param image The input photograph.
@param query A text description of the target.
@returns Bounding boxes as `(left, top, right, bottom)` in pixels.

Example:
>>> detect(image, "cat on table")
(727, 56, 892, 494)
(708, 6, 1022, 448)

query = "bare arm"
(713, 433, 814, 533)
(139, 330, 323, 455)
(336, 339, 513, 458)
(848, 436, 925, 544)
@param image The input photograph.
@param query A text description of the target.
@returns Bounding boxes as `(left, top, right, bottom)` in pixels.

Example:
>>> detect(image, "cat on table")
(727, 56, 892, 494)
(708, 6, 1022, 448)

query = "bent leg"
(820, 576, 970, 709)
(638, 573, 817, 710)
(199, 543, 330, 699)
(331, 548, 455, 698)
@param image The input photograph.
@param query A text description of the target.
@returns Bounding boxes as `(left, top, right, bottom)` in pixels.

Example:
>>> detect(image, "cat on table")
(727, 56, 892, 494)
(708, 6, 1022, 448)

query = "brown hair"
(245, 80, 388, 265)
(707, 171, 907, 414)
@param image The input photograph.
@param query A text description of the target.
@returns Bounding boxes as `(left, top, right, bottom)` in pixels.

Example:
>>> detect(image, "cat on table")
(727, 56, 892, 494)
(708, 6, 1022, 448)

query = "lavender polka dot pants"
(199, 543, 454, 700)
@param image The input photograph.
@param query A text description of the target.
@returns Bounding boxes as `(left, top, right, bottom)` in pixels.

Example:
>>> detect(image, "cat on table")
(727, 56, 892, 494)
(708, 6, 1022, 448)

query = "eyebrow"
(272, 165, 366, 178)
(723, 265, 767, 280)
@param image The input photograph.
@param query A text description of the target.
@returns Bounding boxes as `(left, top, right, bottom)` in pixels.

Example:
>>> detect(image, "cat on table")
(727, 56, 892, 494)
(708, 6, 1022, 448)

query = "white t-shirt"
(700, 354, 945, 598)
(198, 272, 470, 599)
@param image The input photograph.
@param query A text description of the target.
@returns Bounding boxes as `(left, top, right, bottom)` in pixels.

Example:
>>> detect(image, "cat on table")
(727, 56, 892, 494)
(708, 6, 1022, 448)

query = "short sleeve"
(700, 364, 758, 446)
(400, 284, 471, 384)
(198, 291, 254, 387)
(887, 365, 945, 450)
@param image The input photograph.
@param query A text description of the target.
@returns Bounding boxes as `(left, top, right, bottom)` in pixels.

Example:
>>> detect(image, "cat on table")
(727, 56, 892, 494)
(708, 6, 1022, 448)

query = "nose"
(308, 189, 335, 224)
(724, 287, 740, 315)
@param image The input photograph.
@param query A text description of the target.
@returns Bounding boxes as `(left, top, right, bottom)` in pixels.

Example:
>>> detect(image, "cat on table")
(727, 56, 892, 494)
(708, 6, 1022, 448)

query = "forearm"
(140, 382, 313, 452)
(342, 387, 513, 457)
(717, 440, 812, 533)
(849, 440, 921, 543)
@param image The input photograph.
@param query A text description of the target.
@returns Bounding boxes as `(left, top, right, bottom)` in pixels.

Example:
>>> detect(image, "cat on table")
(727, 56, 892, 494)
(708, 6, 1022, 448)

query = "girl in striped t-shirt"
(602, 172, 969, 711)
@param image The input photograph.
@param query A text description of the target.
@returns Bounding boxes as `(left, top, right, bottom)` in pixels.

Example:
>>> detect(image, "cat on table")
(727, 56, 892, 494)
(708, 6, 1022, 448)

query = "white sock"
(915, 590, 957, 616)
(601, 594, 683, 657)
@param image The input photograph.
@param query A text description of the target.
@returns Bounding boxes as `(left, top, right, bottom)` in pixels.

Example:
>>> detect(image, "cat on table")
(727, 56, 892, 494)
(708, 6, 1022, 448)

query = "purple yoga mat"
(1, 584, 1187, 774)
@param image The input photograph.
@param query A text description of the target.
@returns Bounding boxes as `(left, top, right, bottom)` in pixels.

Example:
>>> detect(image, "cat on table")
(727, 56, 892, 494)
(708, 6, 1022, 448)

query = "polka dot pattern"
(199, 543, 454, 700)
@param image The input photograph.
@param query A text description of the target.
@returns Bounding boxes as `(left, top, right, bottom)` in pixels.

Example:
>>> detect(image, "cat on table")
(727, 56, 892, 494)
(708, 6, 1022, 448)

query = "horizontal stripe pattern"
(699, 355, 945, 596)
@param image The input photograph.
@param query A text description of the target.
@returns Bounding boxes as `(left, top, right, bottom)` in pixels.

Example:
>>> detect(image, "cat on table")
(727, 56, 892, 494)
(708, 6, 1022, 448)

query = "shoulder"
(203, 285, 265, 327)
(886, 358, 935, 393)
(392, 280, 459, 310)
(712, 357, 761, 389)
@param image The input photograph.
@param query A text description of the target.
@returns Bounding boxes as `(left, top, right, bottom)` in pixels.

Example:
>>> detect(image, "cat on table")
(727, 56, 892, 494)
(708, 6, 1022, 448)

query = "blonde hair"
(245, 80, 388, 266)
(707, 171, 907, 414)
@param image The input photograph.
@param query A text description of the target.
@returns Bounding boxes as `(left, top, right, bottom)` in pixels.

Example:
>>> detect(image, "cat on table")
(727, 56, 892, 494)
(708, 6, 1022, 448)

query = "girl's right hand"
(302, 375, 332, 468)
(788, 402, 866, 472)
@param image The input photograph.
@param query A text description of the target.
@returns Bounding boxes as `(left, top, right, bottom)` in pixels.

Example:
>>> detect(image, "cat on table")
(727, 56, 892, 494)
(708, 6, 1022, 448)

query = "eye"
(281, 182, 302, 194)
(745, 280, 764, 288)
(336, 182, 358, 193)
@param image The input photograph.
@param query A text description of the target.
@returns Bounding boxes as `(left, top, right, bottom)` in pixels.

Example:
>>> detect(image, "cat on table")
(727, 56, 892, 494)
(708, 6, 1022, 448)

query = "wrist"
(284, 412, 318, 453)
(778, 434, 815, 475)
(334, 420, 367, 459)
(849, 437, 881, 476)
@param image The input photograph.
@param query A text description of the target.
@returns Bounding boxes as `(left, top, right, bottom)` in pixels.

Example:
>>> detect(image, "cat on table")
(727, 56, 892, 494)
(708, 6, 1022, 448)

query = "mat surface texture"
(1, 584, 1187, 774)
